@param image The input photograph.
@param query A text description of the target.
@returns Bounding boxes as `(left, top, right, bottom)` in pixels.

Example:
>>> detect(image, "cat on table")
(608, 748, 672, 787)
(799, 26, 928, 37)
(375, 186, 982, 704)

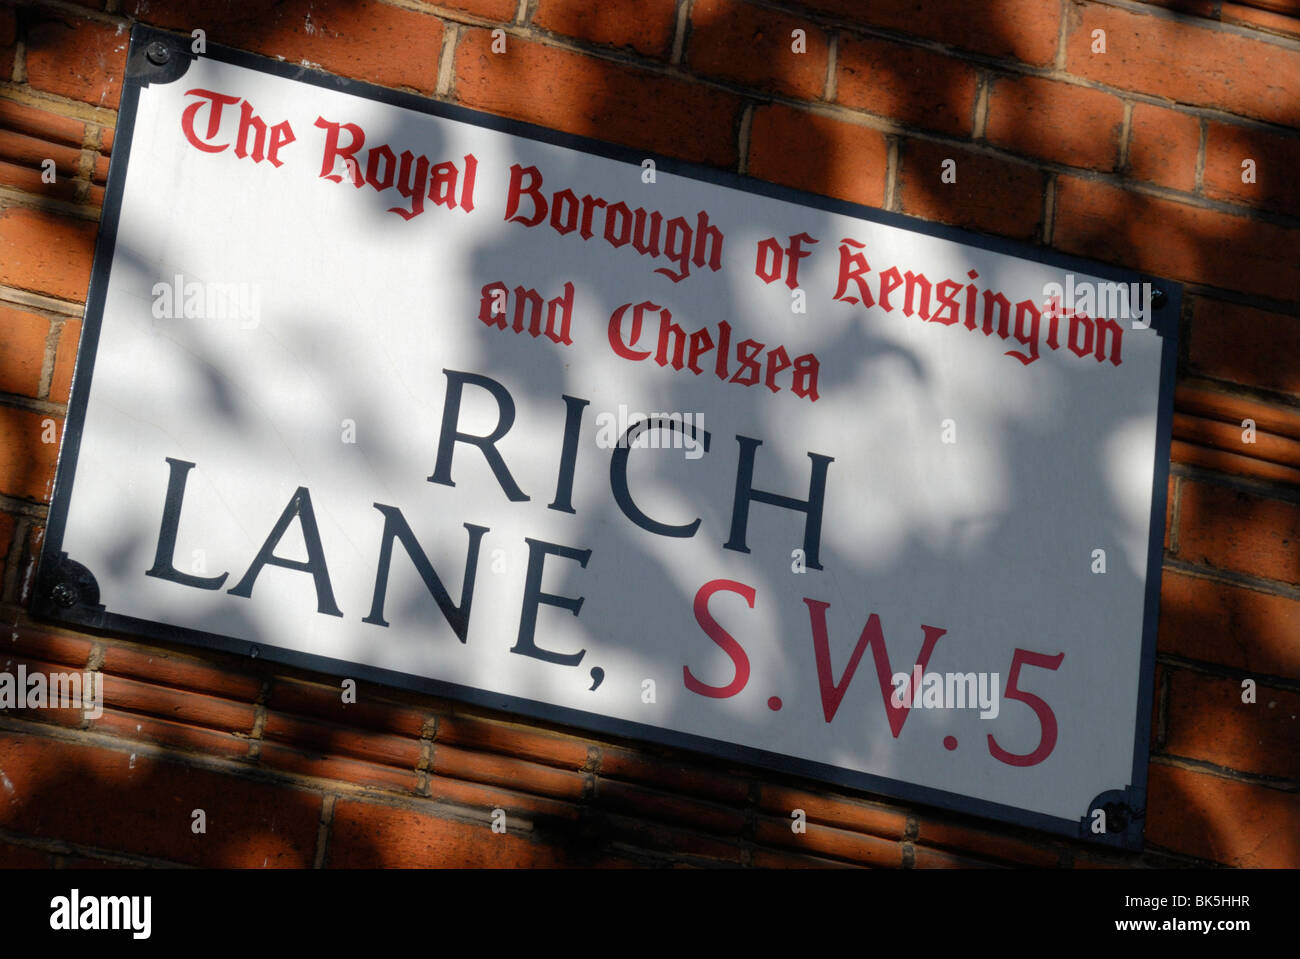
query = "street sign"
(36, 26, 1179, 847)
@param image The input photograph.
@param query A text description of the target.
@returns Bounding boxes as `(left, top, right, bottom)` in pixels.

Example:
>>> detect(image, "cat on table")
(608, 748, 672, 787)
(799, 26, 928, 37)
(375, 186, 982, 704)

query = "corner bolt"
(50, 582, 77, 608)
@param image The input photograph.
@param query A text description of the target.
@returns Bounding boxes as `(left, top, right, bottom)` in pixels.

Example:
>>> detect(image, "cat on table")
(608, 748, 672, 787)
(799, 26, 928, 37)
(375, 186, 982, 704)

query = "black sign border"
(33, 23, 1181, 853)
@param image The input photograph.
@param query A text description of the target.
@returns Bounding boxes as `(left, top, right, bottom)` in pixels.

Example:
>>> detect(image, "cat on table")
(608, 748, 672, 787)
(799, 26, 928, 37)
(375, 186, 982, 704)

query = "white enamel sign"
(38, 29, 1178, 846)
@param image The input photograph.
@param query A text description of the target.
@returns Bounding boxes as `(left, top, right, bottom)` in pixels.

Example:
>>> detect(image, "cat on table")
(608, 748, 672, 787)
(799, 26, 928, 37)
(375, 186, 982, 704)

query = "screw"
(249, 645, 260, 659)
(50, 582, 77, 608)
(1151, 288, 1167, 310)
(146, 41, 171, 66)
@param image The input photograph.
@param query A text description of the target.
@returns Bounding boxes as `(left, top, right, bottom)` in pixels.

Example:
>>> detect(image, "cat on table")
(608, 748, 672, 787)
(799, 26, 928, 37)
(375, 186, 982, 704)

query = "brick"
(1181, 436, 1297, 492)
(749, 846, 857, 868)
(1126, 104, 1201, 194)
(0, 130, 84, 182)
(0, 650, 75, 679)
(594, 778, 747, 834)
(327, 798, 586, 867)
(1164, 669, 1300, 779)
(1188, 298, 1300, 396)
(1159, 571, 1300, 675)
(263, 711, 423, 769)
(125, 0, 444, 94)
(533, 0, 679, 59)
(1243, 2, 1300, 15)
(897, 138, 1045, 240)
(746, 104, 888, 207)
(99, 642, 262, 702)
(435, 712, 591, 769)
(912, 845, 1002, 868)
(1175, 382, 1300, 436)
(0, 406, 62, 502)
(0, 704, 85, 731)
(1171, 436, 1300, 487)
(425, 769, 581, 824)
(598, 812, 743, 863)
(0, 158, 86, 205)
(985, 75, 1124, 171)
(257, 742, 420, 793)
(1145, 762, 1298, 867)
(4, 624, 95, 670)
(914, 818, 1063, 866)
(454, 29, 743, 167)
(99, 673, 258, 734)
(1221, 1, 1300, 38)
(1170, 386, 1300, 479)
(3, 654, 91, 706)
(432, 743, 587, 800)
(1165, 475, 1175, 551)
(0, 840, 51, 868)
(0, 305, 49, 398)
(1141, 0, 1220, 17)
(0, 7, 15, 80)
(0, 653, 92, 727)
(756, 784, 908, 839)
(1204, 121, 1300, 217)
(91, 707, 252, 760)
(1177, 479, 1299, 585)
(1072, 849, 1130, 868)
(47, 318, 79, 404)
(588, 851, 653, 867)
(0, 731, 322, 866)
(801, 0, 1061, 66)
(752, 814, 905, 866)
(1151, 663, 1166, 752)
(0, 511, 13, 586)
(688, 0, 830, 99)
(61, 854, 149, 868)
(18, 523, 43, 606)
(24, 14, 129, 110)
(438, 0, 518, 18)
(1052, 176, 1300, 303)
(0, 206, 98, 303)
(1064, 2, 1300, 126)
(0, 102, 87, 149)
(596, 746, 752, 805)
(836, 34, 978, 137)
(266, 677, 430, 739)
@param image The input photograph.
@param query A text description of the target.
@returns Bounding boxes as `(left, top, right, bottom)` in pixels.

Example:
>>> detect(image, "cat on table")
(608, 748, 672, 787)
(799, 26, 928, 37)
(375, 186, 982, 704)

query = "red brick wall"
(0, 0, 1297, 868)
